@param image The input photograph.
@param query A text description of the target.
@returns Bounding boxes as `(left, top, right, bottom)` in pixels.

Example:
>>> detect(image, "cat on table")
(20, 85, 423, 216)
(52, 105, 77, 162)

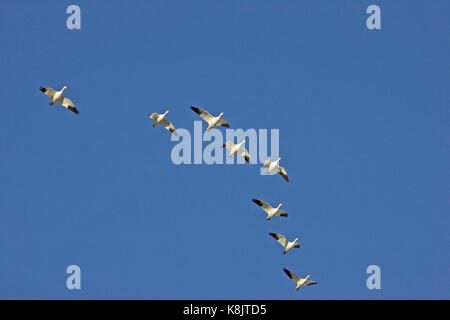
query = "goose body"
(283, 268, 317, 291)
(222, 140, 251, 163)
(269, 233, 300, 254)
(262, 157, 289, 182)
(40, 86, 79, 114)
(252, 199, 287, 220)
(191, 106, 229, 131)
(148, 111, 178, 136)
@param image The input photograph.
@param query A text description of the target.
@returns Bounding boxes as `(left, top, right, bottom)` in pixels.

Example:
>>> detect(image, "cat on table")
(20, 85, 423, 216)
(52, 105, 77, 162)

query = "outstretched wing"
(222, 141, 235, 150)
(159, 118, 178, 136)
(304, 280, 318, 286)
(61, 97, 79, 114)
(261, 159, 271, 168)
(191, 106, 214, 124)
(275, 210, 288, 218)
(238, 148, 251, 164)
(252, 199, 272, 213)
(40, 87, 56, 98)
(148, 113, 159, 120)
(216, 119, 230, 128)
(269, 233, 287, 247)
(283, 268, 300, 283)
(278, 166, 289, 182)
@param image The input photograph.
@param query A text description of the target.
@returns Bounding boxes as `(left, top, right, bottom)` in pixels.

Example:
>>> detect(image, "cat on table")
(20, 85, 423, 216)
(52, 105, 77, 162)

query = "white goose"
(191, 106, 229, 131)
(222, 140, 251, 164)
(148, 111, 178, 136)
(283, 268, 317, 291)
(262, 157, 289, 182)
(40, 86, 79, 114)
(252, 199, 287, 220)
(269, 233, 300, 254)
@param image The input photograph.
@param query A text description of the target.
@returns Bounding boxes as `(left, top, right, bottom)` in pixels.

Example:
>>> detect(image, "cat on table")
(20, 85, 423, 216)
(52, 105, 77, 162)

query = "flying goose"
(148, 111, 178, 136)
(283, 268, 317, 291)
(262, 157, 289, 182)
(269, 233, 300, 254)
(252, 199, 287, 220)
(222, 140, 251, 164)
(40, 86, 79, 114)
(190, 106, 229, 131)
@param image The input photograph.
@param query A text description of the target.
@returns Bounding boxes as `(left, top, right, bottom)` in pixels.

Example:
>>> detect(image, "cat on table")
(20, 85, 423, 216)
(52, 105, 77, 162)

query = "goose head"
(277, 203, 283, 209)
(218, 112, 224, 118)
(239, 139, 246, 146)
(61, 86, 68, 92)
(163, 110, 169, 116)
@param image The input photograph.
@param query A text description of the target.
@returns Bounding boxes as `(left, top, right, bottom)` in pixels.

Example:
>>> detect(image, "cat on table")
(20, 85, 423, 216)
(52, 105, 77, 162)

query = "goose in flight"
(40, 86, 79, 115)
(190, 106, 229, 131)
(148, 111, 178, 136)
(222, 140, 251, 164)
(252, 199, 287, 220)
(262, 157, 289, 182)
(269, 233, 300, 254)
(283, 268, 317, 291)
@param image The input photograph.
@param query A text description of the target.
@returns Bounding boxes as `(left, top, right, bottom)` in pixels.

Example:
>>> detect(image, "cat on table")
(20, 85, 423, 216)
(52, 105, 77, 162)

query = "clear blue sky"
(0, 1, 448, 299)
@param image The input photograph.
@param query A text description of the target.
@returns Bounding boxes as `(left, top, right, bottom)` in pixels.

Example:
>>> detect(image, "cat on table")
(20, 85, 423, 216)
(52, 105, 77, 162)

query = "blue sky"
(0, 1, 448, 299)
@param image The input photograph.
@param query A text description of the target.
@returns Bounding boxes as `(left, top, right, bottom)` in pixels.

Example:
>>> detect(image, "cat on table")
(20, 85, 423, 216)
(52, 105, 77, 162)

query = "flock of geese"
(39, 85, 317, 292)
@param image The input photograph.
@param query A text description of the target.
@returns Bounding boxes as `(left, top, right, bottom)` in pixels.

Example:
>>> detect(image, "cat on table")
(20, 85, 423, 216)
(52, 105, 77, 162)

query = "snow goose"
(190, 106, 229, 131)
(222, 139, 251, 164)
(252, 199, 287, 220)
(283, 268, 317, 291)
(261, 157, 289, 182)
(148, 111, 178, 136)
(40, 86, 79, 114)
(269, 233, 300, 254)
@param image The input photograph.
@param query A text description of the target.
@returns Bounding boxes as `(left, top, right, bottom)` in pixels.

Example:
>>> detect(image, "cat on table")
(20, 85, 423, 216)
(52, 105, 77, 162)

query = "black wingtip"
(40, 87, 46, 93)
(252, 199, 263, 207)
(68, 106, 80, 115)
(280, 173, 290, 182)
(190, 106, 200, 114)
(283, 268, 291, 277)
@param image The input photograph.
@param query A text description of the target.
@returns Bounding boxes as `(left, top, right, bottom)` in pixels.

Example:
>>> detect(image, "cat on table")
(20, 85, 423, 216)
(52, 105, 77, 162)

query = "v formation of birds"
(39, 86, 317, 292)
